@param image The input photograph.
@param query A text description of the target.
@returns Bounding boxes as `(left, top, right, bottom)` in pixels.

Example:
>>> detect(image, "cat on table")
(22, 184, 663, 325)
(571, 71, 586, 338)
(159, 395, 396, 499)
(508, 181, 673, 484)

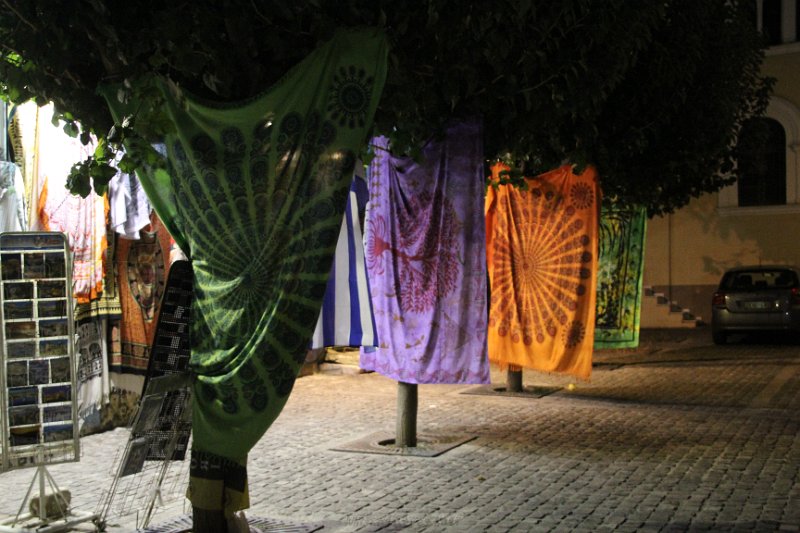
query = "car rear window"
(720, 269, 799, 290)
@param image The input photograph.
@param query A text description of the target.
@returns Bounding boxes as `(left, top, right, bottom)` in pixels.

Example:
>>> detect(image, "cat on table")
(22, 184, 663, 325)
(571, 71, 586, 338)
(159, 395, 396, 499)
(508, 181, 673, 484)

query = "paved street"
(1, 329, 798, 532)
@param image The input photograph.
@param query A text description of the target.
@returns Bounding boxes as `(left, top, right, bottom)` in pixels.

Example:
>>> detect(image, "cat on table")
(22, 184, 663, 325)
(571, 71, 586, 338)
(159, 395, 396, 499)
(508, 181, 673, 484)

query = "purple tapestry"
(360, 120, 490, 384)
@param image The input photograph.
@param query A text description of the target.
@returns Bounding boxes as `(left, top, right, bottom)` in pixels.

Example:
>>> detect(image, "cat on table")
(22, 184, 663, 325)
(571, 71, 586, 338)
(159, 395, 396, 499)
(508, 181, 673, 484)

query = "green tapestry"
(103, 28, 388, 514)
(593, 206, 647, 349)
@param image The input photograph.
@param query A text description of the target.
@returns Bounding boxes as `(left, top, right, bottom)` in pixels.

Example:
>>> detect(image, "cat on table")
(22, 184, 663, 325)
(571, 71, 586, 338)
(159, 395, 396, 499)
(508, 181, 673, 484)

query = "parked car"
(711, 265, 800, 344)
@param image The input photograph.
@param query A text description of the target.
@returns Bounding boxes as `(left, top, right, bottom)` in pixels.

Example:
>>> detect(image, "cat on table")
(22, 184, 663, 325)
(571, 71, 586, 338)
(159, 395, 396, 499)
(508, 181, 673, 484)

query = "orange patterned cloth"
(485, 163, 600, 380)
(112, 213, 173, 375)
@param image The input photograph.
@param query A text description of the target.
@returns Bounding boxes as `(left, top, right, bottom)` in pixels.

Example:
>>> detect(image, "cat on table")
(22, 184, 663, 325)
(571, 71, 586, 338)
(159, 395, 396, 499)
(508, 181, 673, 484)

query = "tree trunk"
(396, 381, 418, 447)
(507, 366, 523, 392)
(193, 507, 227, 533)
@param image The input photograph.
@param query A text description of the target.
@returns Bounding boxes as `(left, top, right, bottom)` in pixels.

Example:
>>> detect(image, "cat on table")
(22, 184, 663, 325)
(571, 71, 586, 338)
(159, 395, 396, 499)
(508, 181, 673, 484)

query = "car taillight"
(712, 291, 726, 308)
(791, 287, 800, 306)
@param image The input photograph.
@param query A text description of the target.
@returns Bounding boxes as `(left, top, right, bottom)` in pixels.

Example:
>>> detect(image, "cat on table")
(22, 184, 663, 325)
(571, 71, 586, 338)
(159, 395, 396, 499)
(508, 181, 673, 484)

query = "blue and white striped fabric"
(310, 166, 378, 348)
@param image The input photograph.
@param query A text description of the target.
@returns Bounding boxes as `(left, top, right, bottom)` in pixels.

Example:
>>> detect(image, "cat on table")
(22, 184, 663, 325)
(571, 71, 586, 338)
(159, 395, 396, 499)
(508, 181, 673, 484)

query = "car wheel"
(712, 330, 726, 345)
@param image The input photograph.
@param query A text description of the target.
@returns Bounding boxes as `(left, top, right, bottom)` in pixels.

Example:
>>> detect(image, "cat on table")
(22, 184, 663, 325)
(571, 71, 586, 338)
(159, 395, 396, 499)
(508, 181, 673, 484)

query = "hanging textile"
(34, 104, 108, 303)
(75, 317, 111, 432)
(109, 167, 153, 239)
(359, 120, 490, 385)
(8, 102, 41, 229)
(101, 321, 146, 429)
(485, 163, 600, 380)
(309, 165, 378, 349)
(102, 28, 388, 515)
(70, 163, 127, 423)
(0, 161, 27, 232)
(73, 227, 121, 434)
(1, 100, 6, 160)
(594, 206, 647, 349)
(8, 100, 41, 229)
(74, 227, 123, 321)
(112, 212, 172, 376)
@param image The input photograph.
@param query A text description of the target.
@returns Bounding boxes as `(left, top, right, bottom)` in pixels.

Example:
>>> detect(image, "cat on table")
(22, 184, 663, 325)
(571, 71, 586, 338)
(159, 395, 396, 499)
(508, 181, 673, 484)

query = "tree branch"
(2, 0, 37, 32)
(1, 42, 24, 61)
(249, 0, 271, 23)
(83, 29, 122, 76)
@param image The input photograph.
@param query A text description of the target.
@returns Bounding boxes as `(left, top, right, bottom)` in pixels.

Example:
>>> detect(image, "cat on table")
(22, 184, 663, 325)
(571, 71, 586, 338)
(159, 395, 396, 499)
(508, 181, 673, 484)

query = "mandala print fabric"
(104, 28, 387, 514)
(594, 206, 646, 349)
(360, 120, 490, 384)
(485, 163, 600, 380)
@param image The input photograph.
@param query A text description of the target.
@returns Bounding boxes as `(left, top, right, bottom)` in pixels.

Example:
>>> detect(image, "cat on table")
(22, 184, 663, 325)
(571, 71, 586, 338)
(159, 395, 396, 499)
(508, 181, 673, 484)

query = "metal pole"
(396, 381, 417, 447)
(38, 465, 46, 521)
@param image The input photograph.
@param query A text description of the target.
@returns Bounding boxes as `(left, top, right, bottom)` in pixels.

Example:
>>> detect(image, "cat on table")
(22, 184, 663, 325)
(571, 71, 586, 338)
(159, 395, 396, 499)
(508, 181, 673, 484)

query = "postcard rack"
(0, 232, 97, 531)
(97, 260, 194, 530)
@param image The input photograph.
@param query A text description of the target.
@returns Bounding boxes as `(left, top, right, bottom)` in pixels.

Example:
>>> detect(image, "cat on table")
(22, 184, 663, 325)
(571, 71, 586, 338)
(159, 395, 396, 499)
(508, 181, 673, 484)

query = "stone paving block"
(1, 334, 799, 531)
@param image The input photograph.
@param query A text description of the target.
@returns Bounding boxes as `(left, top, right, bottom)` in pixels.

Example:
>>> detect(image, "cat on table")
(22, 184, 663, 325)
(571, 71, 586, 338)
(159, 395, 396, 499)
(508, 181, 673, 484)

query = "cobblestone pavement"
(1, 329, 798, 532)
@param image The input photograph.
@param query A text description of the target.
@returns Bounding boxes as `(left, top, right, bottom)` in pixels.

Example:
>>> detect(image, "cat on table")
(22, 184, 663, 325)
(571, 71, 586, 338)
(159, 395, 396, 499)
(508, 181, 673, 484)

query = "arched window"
(718, 96, 800, 212)
(755, 0, 799, 46)
(763, 0, 783, 44)
(737, 117, 787, 206)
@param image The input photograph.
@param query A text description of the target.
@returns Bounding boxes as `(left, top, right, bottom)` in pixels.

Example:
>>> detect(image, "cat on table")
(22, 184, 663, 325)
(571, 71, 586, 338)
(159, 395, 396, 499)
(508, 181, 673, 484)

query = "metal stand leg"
(0, 448, 98, 533)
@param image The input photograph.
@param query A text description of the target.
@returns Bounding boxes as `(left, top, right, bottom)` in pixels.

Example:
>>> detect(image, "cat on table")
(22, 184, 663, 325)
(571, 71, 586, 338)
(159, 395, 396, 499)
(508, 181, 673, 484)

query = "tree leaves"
(0, 0, 771, 214)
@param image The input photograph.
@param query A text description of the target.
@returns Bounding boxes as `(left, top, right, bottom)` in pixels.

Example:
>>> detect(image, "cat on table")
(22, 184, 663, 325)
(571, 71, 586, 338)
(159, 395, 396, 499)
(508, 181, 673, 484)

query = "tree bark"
(193, 507, 227, 533)
(507, 366, 523, 393)
(396, 381, 418, 447)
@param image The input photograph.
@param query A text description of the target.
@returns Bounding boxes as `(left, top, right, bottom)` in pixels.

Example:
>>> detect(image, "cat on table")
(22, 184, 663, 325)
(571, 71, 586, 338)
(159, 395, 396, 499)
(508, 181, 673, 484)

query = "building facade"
(642, 0, 800, 327)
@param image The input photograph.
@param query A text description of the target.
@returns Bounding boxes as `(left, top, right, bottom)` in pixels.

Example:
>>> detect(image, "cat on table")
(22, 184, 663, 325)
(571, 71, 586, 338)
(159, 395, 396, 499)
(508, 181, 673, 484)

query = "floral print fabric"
(360, 120, 490, 384)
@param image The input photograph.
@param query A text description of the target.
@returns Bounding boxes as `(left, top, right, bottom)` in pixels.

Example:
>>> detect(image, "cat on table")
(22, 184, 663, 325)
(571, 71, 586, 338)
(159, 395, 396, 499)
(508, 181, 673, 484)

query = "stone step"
(641, 287, 702, 328)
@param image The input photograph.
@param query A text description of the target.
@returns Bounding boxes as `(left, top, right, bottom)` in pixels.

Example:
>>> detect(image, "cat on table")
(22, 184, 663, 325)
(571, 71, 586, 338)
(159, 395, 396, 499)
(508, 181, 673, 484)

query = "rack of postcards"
(0, 232, 78, 472)
(97, 259, 194, 530)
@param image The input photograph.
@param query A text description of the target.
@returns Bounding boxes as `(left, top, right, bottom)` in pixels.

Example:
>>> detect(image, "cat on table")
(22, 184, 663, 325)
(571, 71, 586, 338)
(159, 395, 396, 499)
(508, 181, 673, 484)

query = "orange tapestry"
(485, 163, 600, 380)
(112, 212, 173, 375)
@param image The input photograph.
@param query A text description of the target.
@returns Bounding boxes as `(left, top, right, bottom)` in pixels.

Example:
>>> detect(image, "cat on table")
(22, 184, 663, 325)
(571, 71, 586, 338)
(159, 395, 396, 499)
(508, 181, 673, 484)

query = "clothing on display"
(594, 206, 647, 349)
(103, 28, 388, 515)
(360, 120, 490, 385)
(109, 168, 153, 239)
(5, 103, 123, 436)
(34, 105, 107, 304)
(112, 213, 172, 375)
(309, 166, 378, 349)
(6, 102, 39, 226)
(74, 228, 123, 322)
(485, 163, 600, 380)
(1, 100, 6, 159)
(3, 103, 170, 436)
(0, 161, 27, 232)
(75, 317, 111, 431)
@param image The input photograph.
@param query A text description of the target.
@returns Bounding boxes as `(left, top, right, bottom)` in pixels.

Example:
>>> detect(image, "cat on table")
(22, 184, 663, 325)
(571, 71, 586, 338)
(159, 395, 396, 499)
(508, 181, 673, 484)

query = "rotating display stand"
(0, 232, 97, 532)
(97, 260, 194, 531)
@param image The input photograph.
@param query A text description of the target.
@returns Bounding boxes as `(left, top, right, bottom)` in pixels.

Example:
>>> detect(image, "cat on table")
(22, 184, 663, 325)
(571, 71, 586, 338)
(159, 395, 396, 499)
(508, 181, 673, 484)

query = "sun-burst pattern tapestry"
(485, 163, 600, 380)
(593, 206, 647, 349)
(360, 120, 490, 384)
(103, 28, 387, 515)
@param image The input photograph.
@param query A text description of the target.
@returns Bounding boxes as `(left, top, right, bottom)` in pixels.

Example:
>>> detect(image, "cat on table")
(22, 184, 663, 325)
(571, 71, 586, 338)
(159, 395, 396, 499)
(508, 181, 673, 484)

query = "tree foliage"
(0, 0, 772, 215)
